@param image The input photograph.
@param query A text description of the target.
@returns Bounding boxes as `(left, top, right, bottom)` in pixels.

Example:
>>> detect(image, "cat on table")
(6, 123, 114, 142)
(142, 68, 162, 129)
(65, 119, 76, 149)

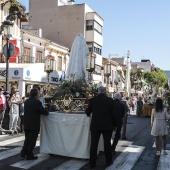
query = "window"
(94, 21, 102, 34)
(87, 42, 93, 52)
(94, 43, 102, 55)
(86, 20, 93, 30)
(87, 42, 102, 55)
(23, 47, 31, 63)
(86, 20, 102, 34)
(94, 64, 101, 75)
(36, 51, 43, 63)
(57, 56, 62, 71)
(24, 47, 31, 56)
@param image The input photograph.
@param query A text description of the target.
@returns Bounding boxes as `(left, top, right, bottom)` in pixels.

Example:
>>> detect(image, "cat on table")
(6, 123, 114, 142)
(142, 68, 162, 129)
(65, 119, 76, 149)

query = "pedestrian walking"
(136, 97, 143, 116)
(19, 97, 25, 133)
(0, 88, 6, 132)
(131, 98, 136, 111)
(20, 88, 49, 160)
(111, 92, 126, 154)
(151, 98, 170, 156)
(8, 89, 21, 134)
(120, 93, 130, 139)
(86, 86, 116, 169)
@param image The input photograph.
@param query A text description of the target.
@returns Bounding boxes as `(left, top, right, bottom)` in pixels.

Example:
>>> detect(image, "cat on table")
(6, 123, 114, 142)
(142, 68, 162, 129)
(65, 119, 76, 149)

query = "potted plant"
(8, 0, 26, 20)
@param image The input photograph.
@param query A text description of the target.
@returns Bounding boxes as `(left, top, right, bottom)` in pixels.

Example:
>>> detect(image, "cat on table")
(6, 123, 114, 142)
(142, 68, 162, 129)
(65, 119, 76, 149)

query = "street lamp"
(114, 79, 118, 92)
(86, 52, 96, 98)
(44, 55, 56, 95)
(104, 63, 111, 94)
(0, 19, 14, 92)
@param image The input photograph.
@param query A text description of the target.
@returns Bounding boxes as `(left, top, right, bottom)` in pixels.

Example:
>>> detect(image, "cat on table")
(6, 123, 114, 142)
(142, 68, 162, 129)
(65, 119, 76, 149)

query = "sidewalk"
(129, 109, 137, 116)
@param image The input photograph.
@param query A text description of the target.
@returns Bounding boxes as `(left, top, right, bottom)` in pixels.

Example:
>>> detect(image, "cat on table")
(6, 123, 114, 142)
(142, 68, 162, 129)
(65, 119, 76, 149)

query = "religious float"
(40, 33, 104, 159)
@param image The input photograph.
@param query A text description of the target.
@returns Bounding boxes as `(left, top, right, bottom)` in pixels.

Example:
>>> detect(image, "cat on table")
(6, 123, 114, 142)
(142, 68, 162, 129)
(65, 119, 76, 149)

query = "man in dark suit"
(20, 89, 49, 160)
(86, 86, 116, 169)
(111, 92, 126, 154)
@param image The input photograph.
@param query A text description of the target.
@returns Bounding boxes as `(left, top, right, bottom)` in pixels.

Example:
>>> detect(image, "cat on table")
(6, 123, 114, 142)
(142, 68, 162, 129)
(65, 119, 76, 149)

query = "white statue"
(66, 33, 89, 81)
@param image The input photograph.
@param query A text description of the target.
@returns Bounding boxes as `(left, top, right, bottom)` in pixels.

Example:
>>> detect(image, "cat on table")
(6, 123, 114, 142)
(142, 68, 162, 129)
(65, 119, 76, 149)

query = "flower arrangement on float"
(47, 73, 99, 113)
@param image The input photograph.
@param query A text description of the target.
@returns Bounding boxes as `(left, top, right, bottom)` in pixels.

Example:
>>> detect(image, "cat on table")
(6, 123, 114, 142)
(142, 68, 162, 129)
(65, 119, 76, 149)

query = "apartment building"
(131, 59, 154, 72)
(29, 0, 104, 83)
(0, 1, 69, 96)
(0, 0, 21, 63)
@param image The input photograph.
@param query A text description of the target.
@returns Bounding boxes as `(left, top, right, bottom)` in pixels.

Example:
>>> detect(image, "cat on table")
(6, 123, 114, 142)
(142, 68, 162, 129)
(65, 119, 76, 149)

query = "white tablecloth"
(40, 112, 104, 159)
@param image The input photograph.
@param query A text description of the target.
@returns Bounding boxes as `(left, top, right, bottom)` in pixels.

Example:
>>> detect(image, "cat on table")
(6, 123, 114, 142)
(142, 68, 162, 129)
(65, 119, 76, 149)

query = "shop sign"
(0, 70, 6, 77)
(12, 69, 20, 79)
(25, 70, 31, 80)
(51, 77, 58, 82)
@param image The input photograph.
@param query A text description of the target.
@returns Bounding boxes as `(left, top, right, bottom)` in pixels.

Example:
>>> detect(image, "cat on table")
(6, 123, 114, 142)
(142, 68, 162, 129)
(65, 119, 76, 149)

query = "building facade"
(29, 0, 104, 84)
(131, 60, 154, 72)
(0, 1, 70, 96)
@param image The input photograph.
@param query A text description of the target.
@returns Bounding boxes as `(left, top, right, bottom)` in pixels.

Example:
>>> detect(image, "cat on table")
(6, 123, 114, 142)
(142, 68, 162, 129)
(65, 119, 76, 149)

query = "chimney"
(39, 28, 42, 37)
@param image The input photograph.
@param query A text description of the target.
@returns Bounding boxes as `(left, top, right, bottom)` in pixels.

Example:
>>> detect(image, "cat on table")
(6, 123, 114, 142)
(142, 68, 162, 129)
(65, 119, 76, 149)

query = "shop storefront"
(0, 63, 63, 97)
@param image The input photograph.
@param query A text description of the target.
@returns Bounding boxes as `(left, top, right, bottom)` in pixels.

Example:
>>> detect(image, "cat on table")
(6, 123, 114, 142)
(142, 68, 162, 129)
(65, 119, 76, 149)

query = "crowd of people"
(86, 87, 131, 169)
(86, 86, 170, 169)
(0, 86, 23, 134)
(1, 84, 170, 168)
(0, 85, 49, 160)
(0, 85, 45, 135)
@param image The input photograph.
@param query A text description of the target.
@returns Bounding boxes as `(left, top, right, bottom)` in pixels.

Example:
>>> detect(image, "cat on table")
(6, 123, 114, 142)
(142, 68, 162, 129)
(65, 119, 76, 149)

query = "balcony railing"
(18, 55, 35, 63)
(35, 58, 45, 63)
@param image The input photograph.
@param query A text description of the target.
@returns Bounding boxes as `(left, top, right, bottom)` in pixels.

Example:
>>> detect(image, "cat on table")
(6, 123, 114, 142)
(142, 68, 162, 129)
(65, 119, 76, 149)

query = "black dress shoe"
(26, 156, 38, 160)
(20, 151, 26, 159)
(21, 154, 26, 159)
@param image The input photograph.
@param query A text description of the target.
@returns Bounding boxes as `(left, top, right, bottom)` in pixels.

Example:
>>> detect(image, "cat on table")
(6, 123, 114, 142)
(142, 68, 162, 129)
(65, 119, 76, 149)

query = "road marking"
(157, 150, 170, 170)
(0, 141, 40, 161)
(53, 159, 88, 170)
(0, 134, 8, 138)
(11, 153, 49, 169)
(0, 147, 22, 160)
(0, 134, 40, 147)
(0, 136, 25, 146)
(106, 145, 145, 170)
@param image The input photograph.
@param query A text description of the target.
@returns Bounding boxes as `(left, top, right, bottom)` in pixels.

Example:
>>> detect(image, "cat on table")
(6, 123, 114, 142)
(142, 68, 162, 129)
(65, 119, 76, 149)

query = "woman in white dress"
(151, 98, 170, 156)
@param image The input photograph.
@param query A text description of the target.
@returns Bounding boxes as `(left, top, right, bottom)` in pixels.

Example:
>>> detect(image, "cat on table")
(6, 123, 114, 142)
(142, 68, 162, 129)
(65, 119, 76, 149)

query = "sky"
(19, 0, 170, 70)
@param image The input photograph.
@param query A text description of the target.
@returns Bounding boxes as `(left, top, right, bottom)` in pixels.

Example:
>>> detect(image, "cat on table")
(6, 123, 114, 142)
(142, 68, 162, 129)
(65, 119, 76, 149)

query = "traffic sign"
(3, 43, 15, 58)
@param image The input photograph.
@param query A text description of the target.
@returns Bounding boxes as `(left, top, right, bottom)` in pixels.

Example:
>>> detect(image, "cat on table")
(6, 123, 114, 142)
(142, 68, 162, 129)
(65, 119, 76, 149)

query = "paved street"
(0, 112, 170, 170)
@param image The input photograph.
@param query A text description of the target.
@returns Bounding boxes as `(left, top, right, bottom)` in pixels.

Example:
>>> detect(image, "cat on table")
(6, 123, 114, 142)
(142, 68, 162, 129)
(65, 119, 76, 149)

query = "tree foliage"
(142, 68, 167, 88)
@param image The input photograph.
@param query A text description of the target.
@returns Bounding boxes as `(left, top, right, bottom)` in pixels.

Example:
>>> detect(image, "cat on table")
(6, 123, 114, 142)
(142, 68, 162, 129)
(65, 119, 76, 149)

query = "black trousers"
(90, 130, 113, 167)
(20, 115, 24, 132)
(21, 129, 39, 157)
(111, 124, 123, 151)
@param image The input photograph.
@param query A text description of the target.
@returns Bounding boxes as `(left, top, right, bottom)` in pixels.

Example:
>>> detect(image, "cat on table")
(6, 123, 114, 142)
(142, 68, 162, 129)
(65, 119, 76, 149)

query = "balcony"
(35, 58, 45, 63)
(18, 55, 35, 63)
